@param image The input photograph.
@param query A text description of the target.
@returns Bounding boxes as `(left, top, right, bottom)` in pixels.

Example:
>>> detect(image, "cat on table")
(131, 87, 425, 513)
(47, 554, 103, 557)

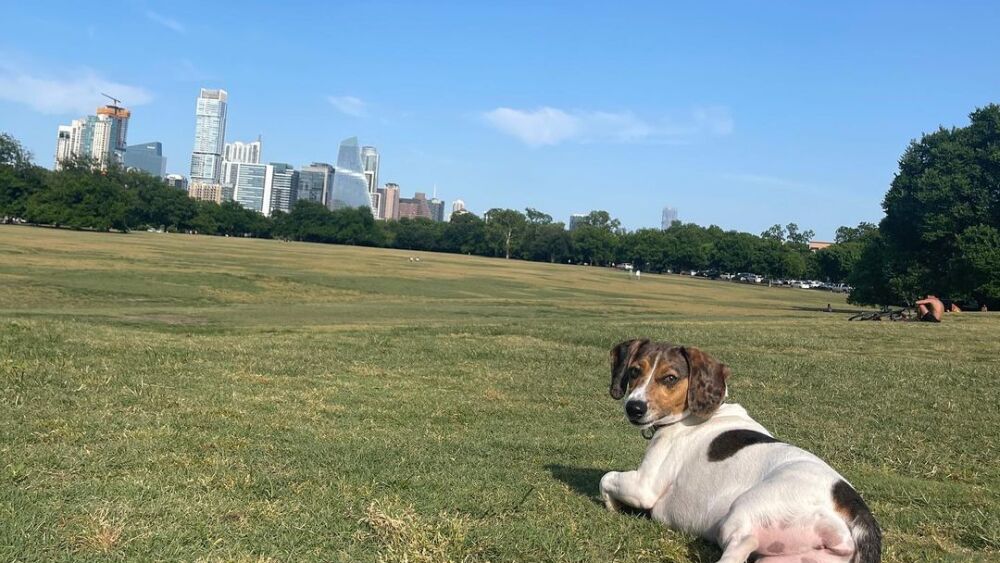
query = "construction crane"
(101, 92, 122, 110)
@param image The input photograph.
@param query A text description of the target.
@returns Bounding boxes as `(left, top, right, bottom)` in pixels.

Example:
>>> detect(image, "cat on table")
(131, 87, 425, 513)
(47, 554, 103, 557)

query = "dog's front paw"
(600, 472, 622, 512)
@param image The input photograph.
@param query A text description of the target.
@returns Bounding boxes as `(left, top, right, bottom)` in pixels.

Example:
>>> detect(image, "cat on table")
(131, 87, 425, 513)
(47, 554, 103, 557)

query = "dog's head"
(609, 340, 730, 427)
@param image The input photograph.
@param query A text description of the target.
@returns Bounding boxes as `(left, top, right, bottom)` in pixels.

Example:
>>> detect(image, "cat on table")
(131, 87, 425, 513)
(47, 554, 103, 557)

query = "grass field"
(1, 225, 997, 562)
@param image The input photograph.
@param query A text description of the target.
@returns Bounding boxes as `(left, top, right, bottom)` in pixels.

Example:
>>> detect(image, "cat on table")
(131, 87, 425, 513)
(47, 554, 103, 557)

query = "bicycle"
(848, 303, 915, 321)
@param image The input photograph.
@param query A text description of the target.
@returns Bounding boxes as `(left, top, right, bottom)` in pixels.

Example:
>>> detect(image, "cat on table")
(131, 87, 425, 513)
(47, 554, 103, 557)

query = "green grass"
(1, 225, 997, 562)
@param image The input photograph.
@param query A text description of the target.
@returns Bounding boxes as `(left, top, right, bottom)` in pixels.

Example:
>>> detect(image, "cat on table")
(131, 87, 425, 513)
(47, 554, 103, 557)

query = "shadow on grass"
(544, 464, 722, 562)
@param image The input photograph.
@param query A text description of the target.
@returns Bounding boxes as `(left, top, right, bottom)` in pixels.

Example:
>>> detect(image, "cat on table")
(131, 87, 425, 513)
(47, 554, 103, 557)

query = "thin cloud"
(0, 61, 153, 115)
(721, 173, 821, 193)
(327, 95, 367, 117)
(482, 105, 734, 146)
(146, 10, 185, 34)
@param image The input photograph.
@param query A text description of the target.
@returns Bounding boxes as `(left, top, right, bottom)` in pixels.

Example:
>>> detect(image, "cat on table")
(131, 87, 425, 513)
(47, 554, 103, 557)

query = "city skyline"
(4, 2, 1000, 238)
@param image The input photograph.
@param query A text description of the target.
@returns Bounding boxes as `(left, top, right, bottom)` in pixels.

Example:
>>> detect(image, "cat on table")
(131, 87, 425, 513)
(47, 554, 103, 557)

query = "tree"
(523, 222, 571, 263)
(0, 132, 47, 221)
(864, 104, 1000, 306)
(442, 212, 487, 254)
(834, 222, 877, 244)
(124, 170, 197, 231)
(483, 208, 526, 259)
(952, 225, 1000, 306)
(26, 160, 133, 231)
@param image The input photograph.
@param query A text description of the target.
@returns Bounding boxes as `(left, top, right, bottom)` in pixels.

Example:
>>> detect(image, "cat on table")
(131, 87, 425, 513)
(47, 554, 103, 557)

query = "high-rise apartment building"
(382, 183, 400, 220)
(224, 138, 262, 164)
(569, 213, 587, 230)
(361, 145, 379, 192)
(298, 163, 334, 206)
(268, 163, 298, 215)
(53, 103, 130, 170)
(328, 137, 371, 211)
(451, 199, 467, 215)
(661, 206, 678, 230)
(190, 88, 228, 184)
(188, 182, 225, 203)
(165, 174, 188, 190)
(124, 142, 166, 177)
(398, 192, 433, 220)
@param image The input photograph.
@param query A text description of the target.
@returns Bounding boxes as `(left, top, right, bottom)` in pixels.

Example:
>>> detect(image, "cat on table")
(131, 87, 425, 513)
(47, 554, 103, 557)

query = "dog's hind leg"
(717, 532, 758, 563)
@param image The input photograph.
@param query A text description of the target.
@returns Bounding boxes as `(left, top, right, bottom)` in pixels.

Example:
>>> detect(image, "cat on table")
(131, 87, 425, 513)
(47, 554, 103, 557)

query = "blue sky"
(2, 1, 998, 239)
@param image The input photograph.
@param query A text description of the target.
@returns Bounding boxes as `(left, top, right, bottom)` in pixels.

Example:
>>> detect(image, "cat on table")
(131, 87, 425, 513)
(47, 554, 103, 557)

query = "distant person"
(825, 303, 833, 313)
(949, 302, 962, 313)
(981, 303, 989, 312)
(635, 270, 641, 281)
(915, 294, 944, 323)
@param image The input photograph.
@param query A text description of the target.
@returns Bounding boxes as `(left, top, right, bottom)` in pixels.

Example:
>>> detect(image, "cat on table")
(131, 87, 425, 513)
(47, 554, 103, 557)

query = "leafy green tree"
(834, 222, 877, 244)
(709, 231, 758, 273)
(952, 225, 1000, 306)
(0, 132, 47, 221)
(483, 208, 527, 259)
(124, 170, 197, 231)
(391, 218, 444, 251)
(26, 160, 133, 231)
(441, 212, 487, 254)
(523, 222, 572, 263)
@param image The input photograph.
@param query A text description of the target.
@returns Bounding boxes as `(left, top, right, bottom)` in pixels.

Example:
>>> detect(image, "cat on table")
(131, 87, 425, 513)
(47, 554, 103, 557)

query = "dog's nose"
(625, 400, 647, 420)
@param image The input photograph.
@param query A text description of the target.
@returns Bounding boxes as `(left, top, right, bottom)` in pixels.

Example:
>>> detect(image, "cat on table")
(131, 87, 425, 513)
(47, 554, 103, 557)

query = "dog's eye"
(627, 367, 640, 379)
(661, 374, 679, 385)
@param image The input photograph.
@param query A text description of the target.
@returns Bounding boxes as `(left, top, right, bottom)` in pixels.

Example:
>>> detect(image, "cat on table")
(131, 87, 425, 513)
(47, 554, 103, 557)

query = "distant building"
(808, 241, 833, 252)
(298, 163, 334, 206)
(428, 197, 445, 222)
(661, 206, 678, 230)
(124, 141, 166, 177)
(382, 183, 400, 220)
(569, 213, 587, 230)
(54, 103, 131, 170)
(328, 137, 371, 212)
(190, 88, 228, 184)
(165, 174, 188, 190)
(188, 181, 225, 203)
(268, 163, 298, 215)
(452, 199, 466, 214)
(230, 162, 270, 214)
(398, 191, 432, 220)
(224, 138, 261, 164)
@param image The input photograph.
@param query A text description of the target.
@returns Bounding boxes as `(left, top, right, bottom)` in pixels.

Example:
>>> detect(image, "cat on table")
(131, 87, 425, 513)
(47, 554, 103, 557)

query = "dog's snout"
(625, 400, 647, 420)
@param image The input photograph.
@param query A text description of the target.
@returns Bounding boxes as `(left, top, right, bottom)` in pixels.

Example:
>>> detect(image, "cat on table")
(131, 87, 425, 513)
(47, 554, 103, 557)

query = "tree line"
(2, 104, 998, 309)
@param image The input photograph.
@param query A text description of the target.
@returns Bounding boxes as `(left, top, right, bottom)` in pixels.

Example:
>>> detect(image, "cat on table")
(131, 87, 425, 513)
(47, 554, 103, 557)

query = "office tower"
(328, 137, 371, 211)
(124, 142, 167, 177)
(53, 103, 130, 170)
(190, 88, 228, 184)
(165, 174, 188, 190)
(299, 163, 334, 205)
(361, 145, 378, 192)
(398, 192, 433, 220)
(268, 163, 298, 215)
(451, 199, 466, 215)
(383, 183, 400, 220)
(569, 213, 587, 230)
(428, 197, 445, 222)
(230, 162, 271, 213)
(661, 206, 678, 230)
(224, 138, 262, 164)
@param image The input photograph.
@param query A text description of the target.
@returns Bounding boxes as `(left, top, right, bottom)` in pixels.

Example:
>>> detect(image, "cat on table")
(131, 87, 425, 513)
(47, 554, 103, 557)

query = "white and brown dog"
(600, 339, 881, 563)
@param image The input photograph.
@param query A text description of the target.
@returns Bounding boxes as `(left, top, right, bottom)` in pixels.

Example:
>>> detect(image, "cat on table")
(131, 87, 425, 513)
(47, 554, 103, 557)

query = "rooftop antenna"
(433, 183, 437, 199)
(100, 92, 122, 110)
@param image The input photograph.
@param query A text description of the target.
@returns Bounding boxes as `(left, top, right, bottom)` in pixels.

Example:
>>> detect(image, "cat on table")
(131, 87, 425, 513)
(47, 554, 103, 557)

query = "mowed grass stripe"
(1, 225, 998, 562)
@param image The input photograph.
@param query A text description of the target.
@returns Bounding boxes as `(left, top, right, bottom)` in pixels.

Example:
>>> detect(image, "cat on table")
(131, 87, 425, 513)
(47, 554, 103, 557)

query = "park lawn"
(0, 225, 997, 562)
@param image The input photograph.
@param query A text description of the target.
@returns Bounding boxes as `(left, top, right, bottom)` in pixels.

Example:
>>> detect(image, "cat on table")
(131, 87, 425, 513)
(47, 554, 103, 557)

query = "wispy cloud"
(145, 10, 185, 34)
(720, 173, 821, 194)
(327, 95, 367, 117)
(482, 105, 734, 147)
(0, 60, 153, 115)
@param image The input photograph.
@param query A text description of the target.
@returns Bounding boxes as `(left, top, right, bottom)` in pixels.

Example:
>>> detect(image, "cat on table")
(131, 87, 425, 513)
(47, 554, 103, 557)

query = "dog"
(599, 339, 881, 563)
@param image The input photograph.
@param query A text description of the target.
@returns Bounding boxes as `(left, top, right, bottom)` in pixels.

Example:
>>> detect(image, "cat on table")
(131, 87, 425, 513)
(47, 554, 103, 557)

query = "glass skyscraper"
(190, 89, 228, 184)
(299, 163, 334, 205)
(231, 162, 269, 213)
(124, 142, 166, 177)
(268, 163, 298, 215)
(328, 137, 372, 211)
(661, 206, 678, 230)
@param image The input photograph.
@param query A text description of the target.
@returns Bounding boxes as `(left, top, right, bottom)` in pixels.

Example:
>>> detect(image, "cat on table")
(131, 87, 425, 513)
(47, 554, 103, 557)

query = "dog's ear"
(681, 346, 730, 417)
(609, 339, 647, 400)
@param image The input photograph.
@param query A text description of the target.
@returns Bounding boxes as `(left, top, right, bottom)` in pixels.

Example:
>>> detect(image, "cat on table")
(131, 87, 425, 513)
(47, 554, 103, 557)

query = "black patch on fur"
(707, 429, 781, 462)
(832, 480, 882, 563)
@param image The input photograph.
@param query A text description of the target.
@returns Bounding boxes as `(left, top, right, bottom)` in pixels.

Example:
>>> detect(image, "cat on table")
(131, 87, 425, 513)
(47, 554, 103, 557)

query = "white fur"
(600, 403, 858, 562)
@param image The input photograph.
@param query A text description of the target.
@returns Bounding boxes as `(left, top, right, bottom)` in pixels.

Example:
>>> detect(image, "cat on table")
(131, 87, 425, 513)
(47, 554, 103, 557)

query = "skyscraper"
(190, 88, 228, 184)
(661, 206, 678, 230)
(224, 138, 262, 164)
(53, 103, 130, 170)
(328, 137, 371, 211)
(361, 145, 379, 193)
(165, 174, 188, 190)
(298, 163, 334, 205)
(383, 183, 400, 220)
(230, 162, 270, 213)
(398, 192, 433, 220)
(451, 199, 467, 215)
(268, 163, 298, 215)
(569, 213, 587, 230)
(124, 142, 167, 177)
(428, 197, 445, 222)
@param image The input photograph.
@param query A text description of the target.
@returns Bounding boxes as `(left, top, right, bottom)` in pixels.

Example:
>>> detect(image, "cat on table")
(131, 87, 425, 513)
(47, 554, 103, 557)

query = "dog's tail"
(833, 480, 882, 563)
